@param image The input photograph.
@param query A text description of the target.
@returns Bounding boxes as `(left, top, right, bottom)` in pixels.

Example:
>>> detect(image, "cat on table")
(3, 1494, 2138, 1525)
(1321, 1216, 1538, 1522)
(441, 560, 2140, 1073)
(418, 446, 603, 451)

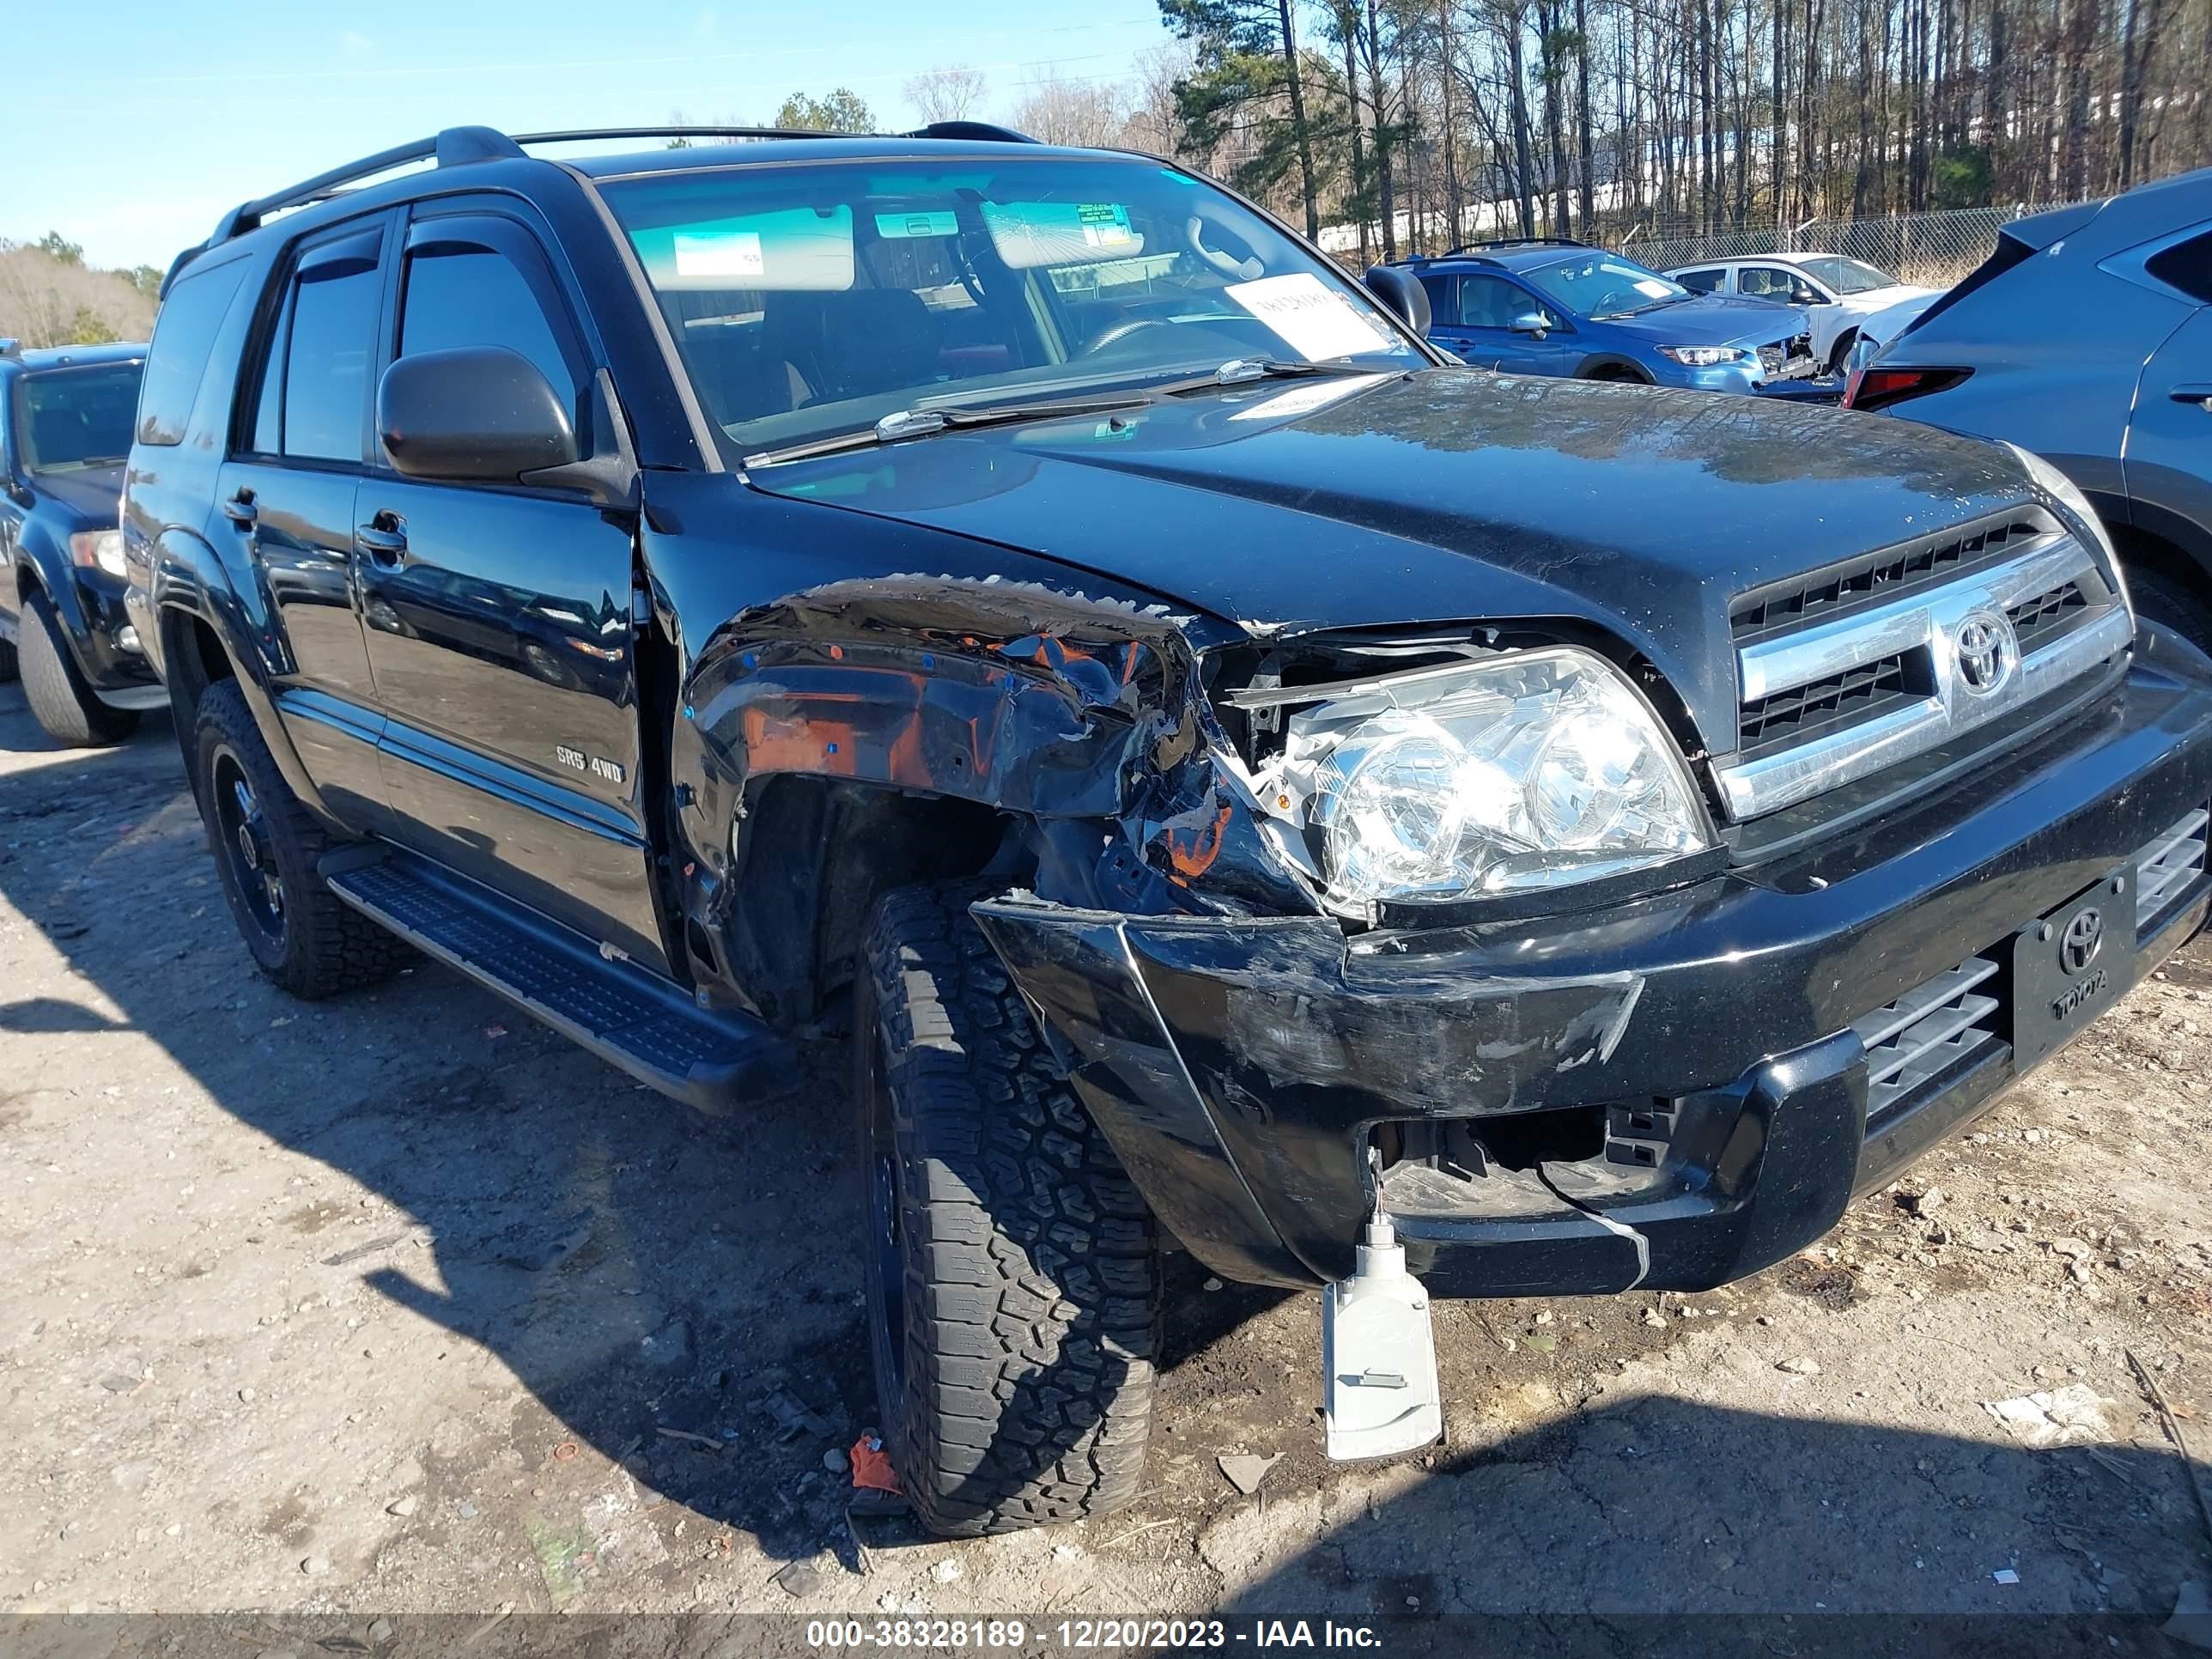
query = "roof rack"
(166, 120, 1042, 296)
(1440, 236, 1593, 256)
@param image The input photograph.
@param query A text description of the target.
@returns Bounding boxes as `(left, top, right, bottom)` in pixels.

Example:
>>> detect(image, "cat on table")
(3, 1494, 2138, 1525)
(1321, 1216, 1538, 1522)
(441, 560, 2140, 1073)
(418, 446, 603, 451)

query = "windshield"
(601, 155, 1425, 459)
(14, 361, 143, 473)
(1794, 256, 1897, 295)
(1522, 254, 1688, 319)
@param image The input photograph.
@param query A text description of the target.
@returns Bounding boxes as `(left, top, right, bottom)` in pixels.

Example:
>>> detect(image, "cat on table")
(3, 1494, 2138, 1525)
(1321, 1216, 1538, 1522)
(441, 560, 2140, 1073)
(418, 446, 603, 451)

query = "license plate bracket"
(2010, 870, 2132, 1070)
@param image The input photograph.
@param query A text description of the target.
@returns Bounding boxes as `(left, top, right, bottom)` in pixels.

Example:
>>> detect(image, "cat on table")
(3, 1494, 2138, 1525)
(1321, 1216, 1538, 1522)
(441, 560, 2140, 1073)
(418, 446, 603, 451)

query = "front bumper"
(977, 635, 2212, 1296)
(64, 568, 156, 692)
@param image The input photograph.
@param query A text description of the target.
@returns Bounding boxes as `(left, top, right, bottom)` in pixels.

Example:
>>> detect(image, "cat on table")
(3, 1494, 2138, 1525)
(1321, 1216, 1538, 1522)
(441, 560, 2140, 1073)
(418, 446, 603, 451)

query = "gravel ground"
(2, 682, 2209, 1626)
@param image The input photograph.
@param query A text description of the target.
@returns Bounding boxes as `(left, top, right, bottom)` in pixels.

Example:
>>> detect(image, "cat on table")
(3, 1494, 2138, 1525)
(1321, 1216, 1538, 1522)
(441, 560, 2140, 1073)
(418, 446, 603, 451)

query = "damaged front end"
(653, 507, 2212, 1303)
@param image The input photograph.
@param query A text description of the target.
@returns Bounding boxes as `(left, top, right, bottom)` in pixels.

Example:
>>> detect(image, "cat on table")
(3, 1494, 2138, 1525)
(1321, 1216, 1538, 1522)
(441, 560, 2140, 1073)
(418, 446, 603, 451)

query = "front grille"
(1851, 955, 2006, 1133)
(1717, 507, 2131, 821)
(2136, 805, 2209, 939)
(2008, 580, 2091, 649)
(1738, 652, 1920, 756)
(1758, 343, 1784, 375)
(1731, 514, 2050, 643)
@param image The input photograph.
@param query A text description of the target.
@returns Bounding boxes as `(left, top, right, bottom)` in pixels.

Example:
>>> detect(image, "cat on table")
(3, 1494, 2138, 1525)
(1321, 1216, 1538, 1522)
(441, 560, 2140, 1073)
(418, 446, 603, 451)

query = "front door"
(355, 206, 669, 969)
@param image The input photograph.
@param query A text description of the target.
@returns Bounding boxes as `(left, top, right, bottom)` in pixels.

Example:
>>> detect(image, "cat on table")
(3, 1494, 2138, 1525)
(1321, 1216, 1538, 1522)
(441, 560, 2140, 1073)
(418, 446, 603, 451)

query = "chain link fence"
(1620, 204, 2080, 286)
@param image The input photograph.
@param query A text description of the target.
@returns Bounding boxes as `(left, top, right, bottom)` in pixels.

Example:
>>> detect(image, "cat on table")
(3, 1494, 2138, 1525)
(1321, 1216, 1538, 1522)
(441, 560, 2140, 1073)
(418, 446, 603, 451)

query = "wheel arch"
(665, 571, 1316, 1027)
(149, 525, 334, 825)
(1577, 355, 1654, 383)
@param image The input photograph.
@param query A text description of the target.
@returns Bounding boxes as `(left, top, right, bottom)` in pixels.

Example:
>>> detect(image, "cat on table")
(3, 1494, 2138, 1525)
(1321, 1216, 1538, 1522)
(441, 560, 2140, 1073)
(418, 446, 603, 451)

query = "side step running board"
(322, 848, 790, 1114)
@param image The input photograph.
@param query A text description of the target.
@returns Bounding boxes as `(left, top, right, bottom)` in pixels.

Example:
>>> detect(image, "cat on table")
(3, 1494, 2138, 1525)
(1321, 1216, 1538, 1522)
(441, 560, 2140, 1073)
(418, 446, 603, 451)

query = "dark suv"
(125, 124, 2212, 1536)
(2, 341, 161, 744)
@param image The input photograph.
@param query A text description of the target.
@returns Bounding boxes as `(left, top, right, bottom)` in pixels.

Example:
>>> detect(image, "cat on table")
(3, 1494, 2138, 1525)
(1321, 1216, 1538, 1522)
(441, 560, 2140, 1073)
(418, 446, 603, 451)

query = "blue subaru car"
(1402, 239, 1820, 393)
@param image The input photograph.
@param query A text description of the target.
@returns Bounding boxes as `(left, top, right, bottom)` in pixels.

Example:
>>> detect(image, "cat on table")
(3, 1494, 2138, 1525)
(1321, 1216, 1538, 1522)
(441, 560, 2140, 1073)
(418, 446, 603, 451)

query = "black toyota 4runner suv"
(126, 124, 2212, 1535)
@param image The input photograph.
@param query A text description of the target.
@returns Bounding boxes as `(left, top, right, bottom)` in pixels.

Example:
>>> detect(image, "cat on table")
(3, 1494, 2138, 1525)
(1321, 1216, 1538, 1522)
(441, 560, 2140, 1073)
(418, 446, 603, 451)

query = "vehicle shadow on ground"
(1208, 1395, 2210, 1628)
(0, 685, 1291, 1575)
(3, 684, 2206, 1615)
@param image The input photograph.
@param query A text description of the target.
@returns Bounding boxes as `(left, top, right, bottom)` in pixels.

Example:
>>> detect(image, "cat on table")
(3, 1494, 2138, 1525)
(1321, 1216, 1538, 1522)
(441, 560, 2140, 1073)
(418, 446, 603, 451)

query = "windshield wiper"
(1188, 357, 1379, 386)
(742, 391, 1161, 468)
(740, 360, 1387, 468)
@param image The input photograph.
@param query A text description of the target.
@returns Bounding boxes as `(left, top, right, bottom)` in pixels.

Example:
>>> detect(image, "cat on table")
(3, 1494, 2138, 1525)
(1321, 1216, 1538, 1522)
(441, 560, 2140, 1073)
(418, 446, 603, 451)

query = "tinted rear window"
(137, 259, 249, 447)
(282, 252, 382, 464)
(2147, 230, 2212, 304)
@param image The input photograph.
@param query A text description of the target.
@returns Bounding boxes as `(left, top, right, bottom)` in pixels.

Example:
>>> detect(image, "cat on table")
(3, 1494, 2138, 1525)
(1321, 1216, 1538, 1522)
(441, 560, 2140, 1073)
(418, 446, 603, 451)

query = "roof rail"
(511, 125, 854, 147)
(165, 118, 1043, 297)
(1441, 235, 1593, 256)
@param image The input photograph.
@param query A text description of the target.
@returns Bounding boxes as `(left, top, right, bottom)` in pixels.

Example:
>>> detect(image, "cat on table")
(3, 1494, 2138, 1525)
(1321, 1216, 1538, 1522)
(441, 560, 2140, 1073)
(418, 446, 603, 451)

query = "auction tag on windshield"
(1632, 277, 1674, 298)
(1226, 273, 1392, 362)
(673, 229, 764, 278)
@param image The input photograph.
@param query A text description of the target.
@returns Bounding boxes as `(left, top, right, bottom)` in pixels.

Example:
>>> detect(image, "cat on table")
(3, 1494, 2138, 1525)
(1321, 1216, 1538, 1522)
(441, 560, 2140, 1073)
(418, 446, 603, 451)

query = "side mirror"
(1793, 286, 1826, 306)
(1362, 265, 1431, 336)
(378, 346, 578, 484)
(1510, 313, 1551, 338)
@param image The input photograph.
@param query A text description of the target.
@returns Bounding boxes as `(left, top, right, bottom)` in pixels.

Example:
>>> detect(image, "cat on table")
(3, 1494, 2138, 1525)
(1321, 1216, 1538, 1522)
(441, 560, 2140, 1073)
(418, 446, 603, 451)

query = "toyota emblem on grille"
(1953, 610, 2015, 696)
(2060, 908, 2104, 975)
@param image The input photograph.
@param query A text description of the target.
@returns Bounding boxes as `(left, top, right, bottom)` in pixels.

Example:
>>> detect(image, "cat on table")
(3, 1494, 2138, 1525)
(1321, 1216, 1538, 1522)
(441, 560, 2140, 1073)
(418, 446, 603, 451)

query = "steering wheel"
(1079, 317, 1172, 356)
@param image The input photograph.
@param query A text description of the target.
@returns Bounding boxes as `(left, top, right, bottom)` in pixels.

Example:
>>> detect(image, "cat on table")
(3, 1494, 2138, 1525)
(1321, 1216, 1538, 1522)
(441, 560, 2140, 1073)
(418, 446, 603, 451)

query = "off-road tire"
(19, 590, 135, 746)
(192, 679, 405, 999)
(856, 882, 1159, 1536)
(2125, 565, 2212, 659)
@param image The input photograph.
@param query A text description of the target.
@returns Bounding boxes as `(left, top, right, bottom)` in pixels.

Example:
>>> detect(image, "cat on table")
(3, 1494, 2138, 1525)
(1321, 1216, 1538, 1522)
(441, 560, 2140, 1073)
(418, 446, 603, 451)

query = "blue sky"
(11, 0, 1170, 270)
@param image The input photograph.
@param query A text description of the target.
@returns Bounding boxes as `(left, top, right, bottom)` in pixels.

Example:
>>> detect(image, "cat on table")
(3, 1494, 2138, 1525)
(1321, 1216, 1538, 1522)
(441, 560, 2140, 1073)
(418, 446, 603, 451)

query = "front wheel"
(18, 590, 135, 747)
(2126, 565, 2212, 658)
(856, 882, 1159, 1535)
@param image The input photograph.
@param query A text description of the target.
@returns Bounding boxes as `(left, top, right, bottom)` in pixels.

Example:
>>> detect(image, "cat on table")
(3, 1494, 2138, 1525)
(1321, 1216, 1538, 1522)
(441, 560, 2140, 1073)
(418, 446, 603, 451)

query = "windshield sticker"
(674, 230, 763, 279)
(629, 206, 854, 291)
(1632, 277, 1675, 298)
(875, 210, 959, 240)
(1224, 273, 1393, 362)
(1227, 373, 1388, 422)
(982, 201, 1143, 269)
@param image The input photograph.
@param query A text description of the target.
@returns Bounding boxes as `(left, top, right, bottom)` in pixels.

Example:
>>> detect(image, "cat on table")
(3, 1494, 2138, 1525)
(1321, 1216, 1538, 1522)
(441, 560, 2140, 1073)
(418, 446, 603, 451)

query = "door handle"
(357, 512, 409, 564)
(222, 490, 257, 526)
(2169, 383, 2212, 410)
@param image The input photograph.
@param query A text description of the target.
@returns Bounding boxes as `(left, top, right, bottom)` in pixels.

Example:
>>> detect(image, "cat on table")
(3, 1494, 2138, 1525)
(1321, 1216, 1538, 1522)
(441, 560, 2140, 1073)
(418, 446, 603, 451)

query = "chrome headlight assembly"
(2003, 441, 2129, 611)
(1247, 648, 1713, 916)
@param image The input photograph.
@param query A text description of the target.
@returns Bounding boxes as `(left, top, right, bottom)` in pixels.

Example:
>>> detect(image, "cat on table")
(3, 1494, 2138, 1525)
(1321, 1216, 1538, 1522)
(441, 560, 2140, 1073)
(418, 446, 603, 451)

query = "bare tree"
(1010, 72, 1133, 148)
(904, 65, 990, 125)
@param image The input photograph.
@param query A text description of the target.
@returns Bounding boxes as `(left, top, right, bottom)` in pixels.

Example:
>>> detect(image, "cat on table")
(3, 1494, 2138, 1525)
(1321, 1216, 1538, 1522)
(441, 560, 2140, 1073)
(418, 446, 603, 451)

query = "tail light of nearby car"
(1842, 364, 1972, 411)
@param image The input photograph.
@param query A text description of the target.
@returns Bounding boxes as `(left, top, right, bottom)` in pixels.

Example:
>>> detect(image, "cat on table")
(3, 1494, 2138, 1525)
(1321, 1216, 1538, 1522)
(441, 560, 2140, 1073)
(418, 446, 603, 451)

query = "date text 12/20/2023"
(802, 1620, 1388, 1650)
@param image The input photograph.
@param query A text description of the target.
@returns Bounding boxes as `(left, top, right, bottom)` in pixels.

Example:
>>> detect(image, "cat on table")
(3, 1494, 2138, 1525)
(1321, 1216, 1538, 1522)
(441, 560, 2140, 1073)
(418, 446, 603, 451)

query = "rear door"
(355, 202, 669, 969)
(2124, 234, 2212, 568)
(219, 215, 394, 830)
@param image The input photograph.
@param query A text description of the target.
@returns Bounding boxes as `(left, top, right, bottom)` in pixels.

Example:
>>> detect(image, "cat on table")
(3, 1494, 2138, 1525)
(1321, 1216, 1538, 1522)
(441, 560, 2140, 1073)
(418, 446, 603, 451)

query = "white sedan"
(1663, 254, 1942, 371)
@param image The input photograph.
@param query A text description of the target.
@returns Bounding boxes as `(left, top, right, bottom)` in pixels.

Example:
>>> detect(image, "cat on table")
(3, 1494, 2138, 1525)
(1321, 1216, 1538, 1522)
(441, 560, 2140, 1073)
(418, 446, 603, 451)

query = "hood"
(1595, 293, 1806, 348)
(29, 464, 124, 527)
(744, 368, 2033, 750)
(1839, 283, 1942, 315)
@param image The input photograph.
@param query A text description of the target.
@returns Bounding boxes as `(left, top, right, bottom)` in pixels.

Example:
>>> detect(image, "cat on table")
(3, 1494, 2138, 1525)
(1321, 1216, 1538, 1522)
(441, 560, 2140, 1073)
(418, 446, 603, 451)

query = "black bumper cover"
(976, 637, 2212, 1296)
